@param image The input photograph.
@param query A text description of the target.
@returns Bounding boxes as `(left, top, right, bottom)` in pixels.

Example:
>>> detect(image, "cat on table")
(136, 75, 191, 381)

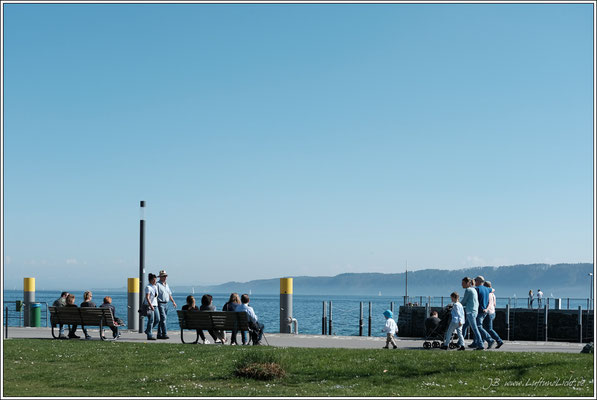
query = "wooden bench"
(176, 310, 253, 344)
(49, 307, 119, 341)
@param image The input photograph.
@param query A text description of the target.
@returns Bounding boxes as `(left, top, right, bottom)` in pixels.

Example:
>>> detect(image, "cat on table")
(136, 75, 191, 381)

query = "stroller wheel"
(432, 341, 440, 348)
(449, 342, 457, 349)
(423, 341, 431, 349)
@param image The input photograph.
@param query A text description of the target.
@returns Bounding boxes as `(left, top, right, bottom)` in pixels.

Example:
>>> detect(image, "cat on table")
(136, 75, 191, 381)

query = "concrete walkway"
(3, 327, 587, 353)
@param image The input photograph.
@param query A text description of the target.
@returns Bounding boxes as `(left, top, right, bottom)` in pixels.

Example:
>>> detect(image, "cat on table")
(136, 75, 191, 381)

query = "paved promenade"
(4, 327, 586, 353)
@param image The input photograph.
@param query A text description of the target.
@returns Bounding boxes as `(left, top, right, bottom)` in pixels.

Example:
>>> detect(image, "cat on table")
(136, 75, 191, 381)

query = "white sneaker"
(203, 339, 210, 344)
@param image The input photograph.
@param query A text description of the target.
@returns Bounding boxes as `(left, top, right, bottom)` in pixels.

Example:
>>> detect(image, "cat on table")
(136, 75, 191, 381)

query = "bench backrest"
(49, 306, 116, 327)
(177, 310, 251, 331)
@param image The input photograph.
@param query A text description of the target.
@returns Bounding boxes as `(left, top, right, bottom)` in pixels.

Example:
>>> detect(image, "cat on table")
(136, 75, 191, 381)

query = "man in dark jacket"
(52, 291, 69, 339)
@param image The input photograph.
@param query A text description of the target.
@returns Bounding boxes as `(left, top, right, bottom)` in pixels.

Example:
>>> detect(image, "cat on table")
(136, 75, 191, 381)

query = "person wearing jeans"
(144, 273, 160, 340)
(156, 270, 177, 340)
(461, 277, 484, 350)
(222, 293, 248, 345)
(236, 294, 264, 345)
(441, 292, 465, 350)
(474, 276, 496, 349)
(483, 280, 504, 349)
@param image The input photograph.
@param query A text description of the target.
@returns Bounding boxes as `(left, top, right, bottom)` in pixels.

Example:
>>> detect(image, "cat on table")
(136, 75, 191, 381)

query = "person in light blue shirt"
(460, 277, 484, 350)
(441, 292, 465, 350)
(156, 270, 177, 340)
(236, 294, 264, 345)
(474, 275, 496, 349)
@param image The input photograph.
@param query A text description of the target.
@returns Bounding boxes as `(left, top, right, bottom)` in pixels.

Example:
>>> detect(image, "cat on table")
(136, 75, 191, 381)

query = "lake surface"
(3, 290, 591, 336)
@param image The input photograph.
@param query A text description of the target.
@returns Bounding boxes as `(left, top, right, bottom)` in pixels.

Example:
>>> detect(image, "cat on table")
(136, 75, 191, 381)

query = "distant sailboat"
(192, 287, 195, 294)
(249, 289, 252, 295)
(378, 291, 382, 296)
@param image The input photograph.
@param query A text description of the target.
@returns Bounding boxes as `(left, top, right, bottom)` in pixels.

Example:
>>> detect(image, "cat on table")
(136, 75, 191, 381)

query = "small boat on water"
(378, 291, 382, 296)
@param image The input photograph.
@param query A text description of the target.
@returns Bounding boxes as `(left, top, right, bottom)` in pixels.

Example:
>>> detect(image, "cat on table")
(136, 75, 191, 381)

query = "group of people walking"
(142, 270, 265, 345)
(441, 275, 505, 351)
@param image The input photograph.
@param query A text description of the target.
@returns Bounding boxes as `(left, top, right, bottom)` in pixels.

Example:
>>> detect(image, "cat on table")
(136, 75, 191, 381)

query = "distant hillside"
(173, 263, 594, 298)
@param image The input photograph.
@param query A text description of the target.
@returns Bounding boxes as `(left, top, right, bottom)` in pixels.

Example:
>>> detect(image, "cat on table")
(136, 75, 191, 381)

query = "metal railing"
(400, 296, 592, 310)
(4, 301, 50, 332)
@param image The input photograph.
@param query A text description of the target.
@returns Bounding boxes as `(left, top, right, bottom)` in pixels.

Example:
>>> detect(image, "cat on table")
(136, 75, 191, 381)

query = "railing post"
(441, 297, 444, 308)
(359, 302, 363, 336)
(322, 301, 327, 335)
(5, 307, 8, 339)
(578, 306, 583, 343)
(506, 304, 510, 341)
(390, 301, 394, 314)
(567, 298, 570, 309)
(544, 304, 548, 342)
(328, 301, 333, 335)
(368, 302, 372, 337)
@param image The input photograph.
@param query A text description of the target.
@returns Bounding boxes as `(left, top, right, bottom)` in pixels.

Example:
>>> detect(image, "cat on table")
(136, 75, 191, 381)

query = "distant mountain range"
(171, 263, 594, 298)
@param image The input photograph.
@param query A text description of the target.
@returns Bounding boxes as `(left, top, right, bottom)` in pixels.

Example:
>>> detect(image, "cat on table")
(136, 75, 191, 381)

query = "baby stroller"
(422, 305, 458, 349)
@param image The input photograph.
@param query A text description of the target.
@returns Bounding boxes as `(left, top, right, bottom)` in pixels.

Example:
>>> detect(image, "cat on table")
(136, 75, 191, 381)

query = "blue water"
(2, 290, 591, 336)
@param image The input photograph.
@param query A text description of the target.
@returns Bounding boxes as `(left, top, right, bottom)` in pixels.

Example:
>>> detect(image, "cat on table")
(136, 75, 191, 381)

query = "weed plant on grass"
(2, 339, 594, 397)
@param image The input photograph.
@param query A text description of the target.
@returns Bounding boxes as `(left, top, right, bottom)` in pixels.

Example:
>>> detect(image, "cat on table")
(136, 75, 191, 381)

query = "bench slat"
(49, 307, 116, 327)
(177, 311, 250, 331)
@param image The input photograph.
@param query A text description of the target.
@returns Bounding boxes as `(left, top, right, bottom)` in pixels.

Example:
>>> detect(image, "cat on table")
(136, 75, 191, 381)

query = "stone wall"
(397, 306, 593, 343)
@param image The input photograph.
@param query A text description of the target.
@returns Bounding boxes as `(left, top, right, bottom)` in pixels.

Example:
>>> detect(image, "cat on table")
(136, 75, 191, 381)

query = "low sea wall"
(397, 306, 594, 343)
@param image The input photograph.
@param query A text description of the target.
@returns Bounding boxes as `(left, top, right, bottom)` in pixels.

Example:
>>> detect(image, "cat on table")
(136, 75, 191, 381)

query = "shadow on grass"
(494, 360, 567, 380)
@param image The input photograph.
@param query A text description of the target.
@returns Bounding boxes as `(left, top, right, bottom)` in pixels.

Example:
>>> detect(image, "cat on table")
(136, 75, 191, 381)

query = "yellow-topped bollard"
(23, 278, 36, 326)
(127, 278, 139, 331)
(280, 277, 293, 294)
(280, 278, 293, 333)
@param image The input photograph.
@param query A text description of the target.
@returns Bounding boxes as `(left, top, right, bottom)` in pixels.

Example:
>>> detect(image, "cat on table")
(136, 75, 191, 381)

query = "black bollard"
(368, 302, 372, 337)
(322, 301, 327, 335)
(329, 301, 333, 335)
(359, 302, 363, 336)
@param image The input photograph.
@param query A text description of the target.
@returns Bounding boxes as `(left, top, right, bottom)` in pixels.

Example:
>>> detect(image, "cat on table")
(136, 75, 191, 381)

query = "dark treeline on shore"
(167, 263, 593, 298)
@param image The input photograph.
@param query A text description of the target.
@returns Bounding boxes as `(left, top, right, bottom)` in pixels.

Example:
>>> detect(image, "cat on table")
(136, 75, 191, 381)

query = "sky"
(2, 2, 595, 291)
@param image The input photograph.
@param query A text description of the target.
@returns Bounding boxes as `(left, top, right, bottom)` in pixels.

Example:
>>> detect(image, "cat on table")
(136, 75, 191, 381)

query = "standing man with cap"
(156, 269, 177, 340)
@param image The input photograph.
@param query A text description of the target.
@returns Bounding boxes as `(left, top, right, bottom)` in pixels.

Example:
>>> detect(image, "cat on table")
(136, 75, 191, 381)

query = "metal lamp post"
(139, 201, 146, 333)
(588, 273, 593, 310)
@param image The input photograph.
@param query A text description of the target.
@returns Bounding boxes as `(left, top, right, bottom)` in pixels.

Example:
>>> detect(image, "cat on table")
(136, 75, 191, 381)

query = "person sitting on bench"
(236, 294, 264, 345)
(183, 295, 216, 344)
(65, 294, 80, 339)
(222, 293, 247, 345)
(99, 296, 122, 339)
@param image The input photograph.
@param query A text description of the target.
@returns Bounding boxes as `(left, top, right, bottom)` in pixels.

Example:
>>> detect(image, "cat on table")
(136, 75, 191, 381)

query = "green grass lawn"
(3, 339, 594, 397)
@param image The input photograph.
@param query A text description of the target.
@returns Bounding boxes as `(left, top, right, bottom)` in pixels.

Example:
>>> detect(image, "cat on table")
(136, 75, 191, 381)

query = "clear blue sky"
(3, 2, 594, 290)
